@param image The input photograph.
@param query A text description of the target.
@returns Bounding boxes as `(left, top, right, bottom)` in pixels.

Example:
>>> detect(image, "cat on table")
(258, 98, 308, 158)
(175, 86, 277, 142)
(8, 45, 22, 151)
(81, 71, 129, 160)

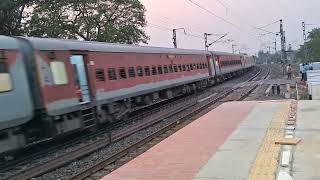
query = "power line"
(147, 12, 229, 38)
(186, 0, 240, 29)
(148, 22, 218, 41)
(257, 20, 280, 29)
(253, 26, 278, 35)
(147, 16, 205, 35)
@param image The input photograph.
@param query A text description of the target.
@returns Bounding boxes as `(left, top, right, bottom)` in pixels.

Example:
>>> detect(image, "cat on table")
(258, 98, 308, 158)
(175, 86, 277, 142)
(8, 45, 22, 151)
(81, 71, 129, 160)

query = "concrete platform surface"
(293, 100, 320, 180)
(102, 100, 320, 180)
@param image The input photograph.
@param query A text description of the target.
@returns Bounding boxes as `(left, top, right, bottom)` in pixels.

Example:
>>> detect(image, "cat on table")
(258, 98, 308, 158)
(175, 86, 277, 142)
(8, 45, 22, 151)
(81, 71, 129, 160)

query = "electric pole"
(302, 21, 307, 61)
(204, 33, 209, 50)
(302, 22, 307, 42)
(280, 19, 287, 75)
(173, 29, 177, 48)
(232, 44, 236, 53)
(172, 28, 186, 48)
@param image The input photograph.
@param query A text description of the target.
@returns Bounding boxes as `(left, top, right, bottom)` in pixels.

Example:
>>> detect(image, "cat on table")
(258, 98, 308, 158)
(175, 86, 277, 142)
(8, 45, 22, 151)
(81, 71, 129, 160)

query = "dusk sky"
(140, 0, 320, 55)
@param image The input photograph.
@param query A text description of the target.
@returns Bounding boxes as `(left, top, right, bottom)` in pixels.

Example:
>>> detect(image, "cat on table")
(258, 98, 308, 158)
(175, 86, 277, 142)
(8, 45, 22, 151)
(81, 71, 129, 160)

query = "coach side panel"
(89, 52, 210, 104)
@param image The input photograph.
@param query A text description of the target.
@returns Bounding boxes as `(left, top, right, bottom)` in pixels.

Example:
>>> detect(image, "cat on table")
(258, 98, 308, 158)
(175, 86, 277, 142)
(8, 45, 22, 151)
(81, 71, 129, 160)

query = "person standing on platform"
(303, 63, 310, 81)
(287, 64, 292, 80)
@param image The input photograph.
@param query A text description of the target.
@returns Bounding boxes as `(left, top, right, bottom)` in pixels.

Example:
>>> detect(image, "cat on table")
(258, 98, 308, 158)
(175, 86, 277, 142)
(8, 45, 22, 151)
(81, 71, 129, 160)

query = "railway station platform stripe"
(248, 101, 291, 180)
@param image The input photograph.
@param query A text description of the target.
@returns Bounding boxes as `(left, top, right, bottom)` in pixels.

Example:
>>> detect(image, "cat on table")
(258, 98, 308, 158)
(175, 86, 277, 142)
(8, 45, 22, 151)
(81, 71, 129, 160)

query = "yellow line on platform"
(248, 101, 291, 180)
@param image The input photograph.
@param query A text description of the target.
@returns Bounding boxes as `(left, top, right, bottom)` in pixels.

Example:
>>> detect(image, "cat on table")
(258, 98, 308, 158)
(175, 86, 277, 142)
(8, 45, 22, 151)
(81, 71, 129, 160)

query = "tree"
(296, 28, 320, 62)
(0, 0, 35, 35)
(256, 50, 281, 64)
(26, 0, 149, 44)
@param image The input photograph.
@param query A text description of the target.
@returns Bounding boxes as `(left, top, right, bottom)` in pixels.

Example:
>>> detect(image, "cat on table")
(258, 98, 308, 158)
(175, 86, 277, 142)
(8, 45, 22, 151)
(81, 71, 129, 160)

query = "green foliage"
(256, 50, 281, 64)
(296, 28, 320, 63)
(0, 0, 35, 35)
(0, 0, 149, 44)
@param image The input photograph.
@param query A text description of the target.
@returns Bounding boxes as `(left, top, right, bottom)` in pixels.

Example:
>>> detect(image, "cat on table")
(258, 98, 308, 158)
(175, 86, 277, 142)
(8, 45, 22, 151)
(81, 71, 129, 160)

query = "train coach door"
(70, 55, 91, 104)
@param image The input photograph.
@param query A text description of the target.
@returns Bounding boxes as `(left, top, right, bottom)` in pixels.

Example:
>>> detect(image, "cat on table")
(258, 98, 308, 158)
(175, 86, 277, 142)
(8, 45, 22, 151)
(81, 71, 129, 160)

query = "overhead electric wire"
(148, 22, 220, 42)
(253, 26, 277, 35)
(147, 16, 204, 35)
(186, 0, 240, 29)
(257, 20, 280, 29)
(147, 12, 226, 37)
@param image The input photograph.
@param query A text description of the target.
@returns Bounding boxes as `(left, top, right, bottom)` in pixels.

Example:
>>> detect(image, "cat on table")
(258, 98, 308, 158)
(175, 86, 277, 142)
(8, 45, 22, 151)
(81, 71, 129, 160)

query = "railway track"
(4, 66, 267, 180)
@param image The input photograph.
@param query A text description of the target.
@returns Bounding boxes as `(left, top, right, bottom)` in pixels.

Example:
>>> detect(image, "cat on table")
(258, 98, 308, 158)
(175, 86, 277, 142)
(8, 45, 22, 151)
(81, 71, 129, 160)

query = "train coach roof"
(22, 37, 210, 55)
(210, 51, 240, 56)
(0, 36, 20, 50)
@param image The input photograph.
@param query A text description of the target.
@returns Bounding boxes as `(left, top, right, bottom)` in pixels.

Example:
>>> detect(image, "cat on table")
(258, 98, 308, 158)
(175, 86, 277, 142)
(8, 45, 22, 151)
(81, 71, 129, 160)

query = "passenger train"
(0, 36, 254, 157)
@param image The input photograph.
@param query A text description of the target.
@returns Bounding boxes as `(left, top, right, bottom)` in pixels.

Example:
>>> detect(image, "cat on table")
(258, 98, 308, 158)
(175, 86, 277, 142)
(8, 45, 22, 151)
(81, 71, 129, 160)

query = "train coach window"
(164, 65, 169, 73)
(0, 61, 12, 92)
(95, 68, 105, 81)
(174, 65, 178, 72)
(186, 64, 190, 71)
(137, 66, 143, 77)
(50, 61, 68, 85)
(144, 66, 151, 76)
(0, 61, 8, 73)
(197, 64, 200, 69)
(128, 67, 136, 78)
(178, 65, 182, 72)
(108, 68, 117, 80)
(119, 67, 127, 79)
(152, 66, 157, 75)
(182, 64, 186, 71)
(158, 66, 163, 74)
(169, 65, 173, 73)
(190, 64, 194, 70)
(0, 52, 12, 92)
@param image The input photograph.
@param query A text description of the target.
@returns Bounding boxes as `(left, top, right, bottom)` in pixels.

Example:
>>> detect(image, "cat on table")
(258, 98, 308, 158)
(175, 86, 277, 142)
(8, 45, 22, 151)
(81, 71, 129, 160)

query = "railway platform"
(102, 100, 320, 180)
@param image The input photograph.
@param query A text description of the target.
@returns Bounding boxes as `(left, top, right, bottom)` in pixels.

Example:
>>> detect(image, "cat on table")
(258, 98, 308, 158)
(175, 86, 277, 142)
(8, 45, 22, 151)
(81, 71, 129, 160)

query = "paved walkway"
(293, 100, 320, 180)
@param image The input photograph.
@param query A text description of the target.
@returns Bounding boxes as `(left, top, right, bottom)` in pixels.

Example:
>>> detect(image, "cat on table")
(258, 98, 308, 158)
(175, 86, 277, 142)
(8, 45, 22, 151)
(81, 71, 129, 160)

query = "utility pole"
(204, 33, 210, 50)
(302, 21, 307, 61)
(232, 44, 236, 53)
(280, 19, 287, 76)
(173, 29, 177, 48)
(274, 40, 277, 53)
(172, 28, 185, 48)
(302, 22, 307, 42)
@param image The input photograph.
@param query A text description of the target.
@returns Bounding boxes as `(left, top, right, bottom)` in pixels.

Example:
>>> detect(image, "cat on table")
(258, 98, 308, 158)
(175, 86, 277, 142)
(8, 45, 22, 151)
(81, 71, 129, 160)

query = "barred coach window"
(151, 66, 157, 75)
(158, 66, 163, 74)
(108, 68, 117, 80)
(128, 67, 136, 78)
(144, 66, 151, 76)
(137, 66, 143, 77)
(95, 68, 105, 81)
(119, 67, 127, 79)
(163, 65, 169, 73)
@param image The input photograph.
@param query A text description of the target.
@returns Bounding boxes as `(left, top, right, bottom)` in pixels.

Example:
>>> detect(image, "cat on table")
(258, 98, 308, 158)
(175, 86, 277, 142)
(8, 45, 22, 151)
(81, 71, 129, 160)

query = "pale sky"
(140, 0, 320, 55)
